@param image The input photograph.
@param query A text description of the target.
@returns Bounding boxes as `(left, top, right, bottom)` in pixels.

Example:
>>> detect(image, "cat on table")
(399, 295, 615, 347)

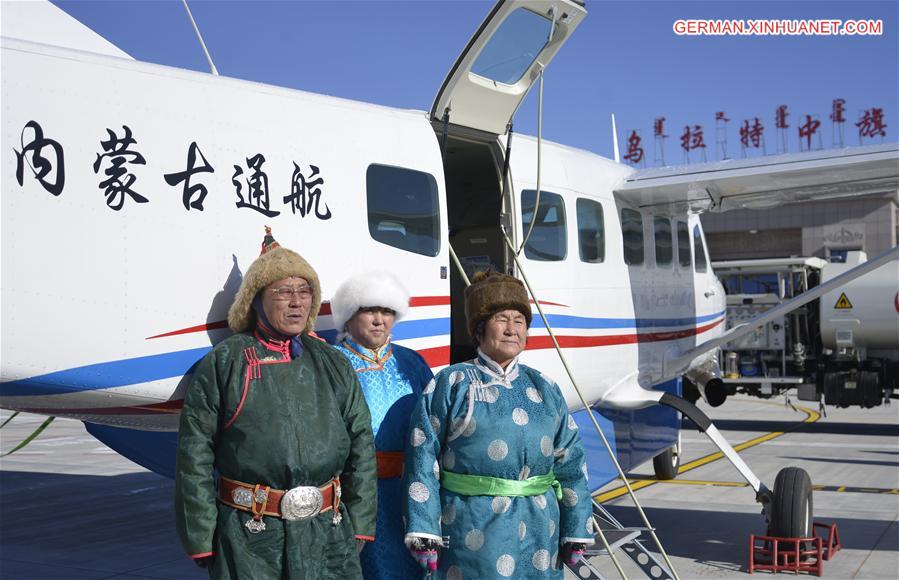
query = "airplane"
(2, 0, 898, 573)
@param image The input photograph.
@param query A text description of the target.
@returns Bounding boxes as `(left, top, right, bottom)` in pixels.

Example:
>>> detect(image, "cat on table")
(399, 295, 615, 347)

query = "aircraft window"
(693, 225, 708, 273)
(654, 217, 673, 267)
(521, 190, 567, 261)
(676, 221, 691, 268)
(621, 209, 644, 265)
(366, 164, 440, 257)
(576, 198, 605, 263)
(471, 8, 551, 85)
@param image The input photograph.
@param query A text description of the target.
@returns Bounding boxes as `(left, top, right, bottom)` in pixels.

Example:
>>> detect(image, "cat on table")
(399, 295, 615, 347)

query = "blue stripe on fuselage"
(532, 311, 724, 330)
(0, 347, 212, 397)
(0, 312, 718, 398)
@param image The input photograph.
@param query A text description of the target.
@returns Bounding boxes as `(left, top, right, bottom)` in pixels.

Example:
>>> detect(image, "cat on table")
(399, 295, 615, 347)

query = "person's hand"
(408, 537, 440, 572)
(356, 539, 367, 553)
(559, 542, 587, 568)
(193, 555, 214, 569)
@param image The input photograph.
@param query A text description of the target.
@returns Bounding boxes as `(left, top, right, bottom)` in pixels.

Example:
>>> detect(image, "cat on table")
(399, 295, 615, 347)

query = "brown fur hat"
(463, 271, 532, 339)
(227, 245, 321, 334)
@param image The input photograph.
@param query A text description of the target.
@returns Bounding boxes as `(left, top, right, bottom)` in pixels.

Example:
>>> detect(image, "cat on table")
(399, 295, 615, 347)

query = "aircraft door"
(431, 0, 586, 136)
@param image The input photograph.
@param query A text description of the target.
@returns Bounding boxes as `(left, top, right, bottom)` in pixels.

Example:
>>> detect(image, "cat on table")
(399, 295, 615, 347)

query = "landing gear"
(768, 467, 814, 538)
(652, 431, 681, 480)
(657, 392, 815, 539)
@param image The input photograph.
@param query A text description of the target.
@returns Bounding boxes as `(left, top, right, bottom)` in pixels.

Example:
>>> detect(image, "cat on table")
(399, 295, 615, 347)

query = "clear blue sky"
(53, 0, 898, 164)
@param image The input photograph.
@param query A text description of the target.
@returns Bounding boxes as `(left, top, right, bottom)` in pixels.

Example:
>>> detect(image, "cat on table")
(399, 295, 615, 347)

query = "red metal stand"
(814, 522, 841, 561)
(748, 522, 840, 576)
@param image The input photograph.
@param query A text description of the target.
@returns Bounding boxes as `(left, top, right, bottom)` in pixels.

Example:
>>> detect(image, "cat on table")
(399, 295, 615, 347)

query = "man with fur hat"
(330, 271, 434, 580)
(175, 227, 377, 579)
(403, 271, 594, 579)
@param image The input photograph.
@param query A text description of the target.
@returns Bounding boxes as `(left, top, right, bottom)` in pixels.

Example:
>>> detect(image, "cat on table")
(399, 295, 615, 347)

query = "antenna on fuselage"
(181, 0, 219, 75)
(611, 113, 620, 163)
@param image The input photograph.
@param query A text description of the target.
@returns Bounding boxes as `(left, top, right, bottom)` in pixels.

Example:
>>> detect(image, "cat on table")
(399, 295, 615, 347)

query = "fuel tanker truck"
(700, 251, 898, 409)
(817, 251, 899, 407)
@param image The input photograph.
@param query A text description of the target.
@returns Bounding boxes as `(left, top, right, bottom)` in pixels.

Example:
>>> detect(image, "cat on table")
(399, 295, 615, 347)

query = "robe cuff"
(404, 532, 443, 548)
(356, 535, 375, 541)
(189, 552, 214, 559)
(561, 536, 595, 545)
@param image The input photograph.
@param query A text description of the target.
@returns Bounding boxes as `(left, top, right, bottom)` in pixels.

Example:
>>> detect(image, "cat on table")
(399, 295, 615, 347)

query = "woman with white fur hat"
(330, 271, 434, 580)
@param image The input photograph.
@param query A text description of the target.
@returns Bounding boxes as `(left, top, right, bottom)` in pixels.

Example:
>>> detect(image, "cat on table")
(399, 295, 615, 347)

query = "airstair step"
(587, 528, 642, 554)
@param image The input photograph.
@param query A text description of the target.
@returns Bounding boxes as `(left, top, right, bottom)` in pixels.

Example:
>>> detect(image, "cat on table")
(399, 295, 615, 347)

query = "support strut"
(658, 393, 773, 515)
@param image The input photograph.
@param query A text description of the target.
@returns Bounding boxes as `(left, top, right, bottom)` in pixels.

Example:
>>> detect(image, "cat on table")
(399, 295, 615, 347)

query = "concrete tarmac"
(572, 395, 899, 579)
(1, 395, 897, 579)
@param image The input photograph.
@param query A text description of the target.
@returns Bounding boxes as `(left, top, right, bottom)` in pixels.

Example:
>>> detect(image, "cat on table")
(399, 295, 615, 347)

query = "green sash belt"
(441, 470, 563, 501)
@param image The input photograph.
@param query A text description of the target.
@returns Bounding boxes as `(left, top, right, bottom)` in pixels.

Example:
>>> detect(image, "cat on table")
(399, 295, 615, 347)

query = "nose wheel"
(768, 467, 814, 538)
(657, 393, 815, 539)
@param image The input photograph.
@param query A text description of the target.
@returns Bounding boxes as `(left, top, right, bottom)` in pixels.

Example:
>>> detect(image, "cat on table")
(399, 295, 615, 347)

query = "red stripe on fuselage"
(38, 317, 722, 418)
(524, 317, 725, 351)
(22, 399, 185, 415)
(146, 296, 455, 339)
(417, 346, 451, 367)
(146, 320, 229, 339)
(145, 296, 571, 340)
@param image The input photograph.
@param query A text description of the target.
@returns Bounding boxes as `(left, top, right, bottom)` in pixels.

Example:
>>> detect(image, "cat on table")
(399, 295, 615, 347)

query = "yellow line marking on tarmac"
(648, 479, 748, 487)
(594, 403, 821, 503)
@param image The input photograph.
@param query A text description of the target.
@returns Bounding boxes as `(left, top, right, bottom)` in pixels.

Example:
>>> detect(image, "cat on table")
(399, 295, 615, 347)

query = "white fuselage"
(0, 38, 725, 430)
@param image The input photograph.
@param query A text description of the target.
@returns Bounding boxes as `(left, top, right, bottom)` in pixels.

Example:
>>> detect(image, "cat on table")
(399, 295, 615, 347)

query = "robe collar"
(342, 336, 393, 371)
(475, 348, 520, 386)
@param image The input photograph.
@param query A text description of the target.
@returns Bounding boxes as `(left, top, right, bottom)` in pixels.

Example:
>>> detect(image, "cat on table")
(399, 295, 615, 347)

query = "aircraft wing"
(663, 244, 899, 377)
(614, 142, 899, 214)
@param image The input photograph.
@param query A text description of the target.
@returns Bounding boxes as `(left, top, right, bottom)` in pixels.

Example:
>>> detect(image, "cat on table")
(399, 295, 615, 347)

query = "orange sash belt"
(376, 451, 404, 479)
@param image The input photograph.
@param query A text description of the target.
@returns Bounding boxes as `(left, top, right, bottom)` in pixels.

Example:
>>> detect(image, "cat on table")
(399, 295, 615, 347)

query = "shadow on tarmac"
(683, 418, 899, 437)
(2, 469, 894, 579)
(604, 503, 897, 575)
(0, 470, 203, 580)
(780, 456, 899, 468)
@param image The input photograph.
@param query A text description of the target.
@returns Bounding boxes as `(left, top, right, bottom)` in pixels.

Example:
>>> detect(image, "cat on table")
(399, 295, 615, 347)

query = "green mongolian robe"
(175, 331, 377, 580)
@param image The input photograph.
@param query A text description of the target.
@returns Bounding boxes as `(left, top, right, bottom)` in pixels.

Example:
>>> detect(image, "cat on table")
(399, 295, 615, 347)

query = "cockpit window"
(693, 225, 708, 273)
(471, 8, 552, 85)
(677, 221, 691, 268)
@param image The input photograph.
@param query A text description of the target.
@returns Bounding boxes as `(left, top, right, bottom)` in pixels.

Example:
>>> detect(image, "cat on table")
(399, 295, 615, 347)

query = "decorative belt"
(441, 470, 563, 501)
(218, 475, 341, 534)
(376, 451, 404, 479)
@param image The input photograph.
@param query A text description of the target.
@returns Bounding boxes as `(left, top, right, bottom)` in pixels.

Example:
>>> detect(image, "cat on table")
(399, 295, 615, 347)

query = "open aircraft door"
(431, 0, 586, 135)
(432, 0, 586, 363)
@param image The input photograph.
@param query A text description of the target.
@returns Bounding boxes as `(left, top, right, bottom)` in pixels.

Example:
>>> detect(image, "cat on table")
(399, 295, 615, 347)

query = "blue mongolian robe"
(404, 350, 594, 579)
(334, 337, 434, 580)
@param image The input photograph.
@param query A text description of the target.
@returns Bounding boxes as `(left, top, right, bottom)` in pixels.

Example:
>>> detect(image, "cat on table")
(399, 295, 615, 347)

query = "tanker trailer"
(817, 251, 898, 407)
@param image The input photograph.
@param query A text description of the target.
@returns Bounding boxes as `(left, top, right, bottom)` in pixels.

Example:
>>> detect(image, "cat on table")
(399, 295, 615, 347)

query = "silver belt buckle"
(280, 485, 323, 520)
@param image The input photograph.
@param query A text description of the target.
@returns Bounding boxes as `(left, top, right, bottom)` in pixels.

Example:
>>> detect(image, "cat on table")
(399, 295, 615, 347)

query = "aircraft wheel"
(768, 467, 813, 538)
(652, 431, 682, 480)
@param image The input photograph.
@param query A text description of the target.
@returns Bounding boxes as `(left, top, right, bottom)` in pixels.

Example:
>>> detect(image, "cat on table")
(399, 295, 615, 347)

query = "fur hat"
(227, 228, 321, 333)
(464, 271, 532, 340)
(330, 271, 410, 336)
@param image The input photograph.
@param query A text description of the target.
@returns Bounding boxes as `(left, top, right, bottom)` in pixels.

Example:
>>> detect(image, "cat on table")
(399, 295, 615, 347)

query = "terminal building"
(701, 191, 899, 262)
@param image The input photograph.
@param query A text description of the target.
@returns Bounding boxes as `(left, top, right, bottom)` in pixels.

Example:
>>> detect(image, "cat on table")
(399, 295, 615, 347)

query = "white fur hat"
(330, 271, 410, 334)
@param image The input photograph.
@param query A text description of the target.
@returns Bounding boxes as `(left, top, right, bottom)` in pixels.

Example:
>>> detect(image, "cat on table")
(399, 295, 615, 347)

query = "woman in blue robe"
(404, 272, 594, 579)
(331, 271, 434, 580)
